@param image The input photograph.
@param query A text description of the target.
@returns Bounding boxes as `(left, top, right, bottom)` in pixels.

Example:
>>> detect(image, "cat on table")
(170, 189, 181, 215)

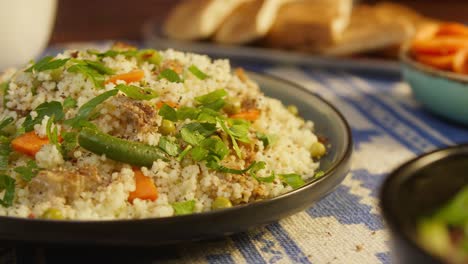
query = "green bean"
(78, 128, 167, 167)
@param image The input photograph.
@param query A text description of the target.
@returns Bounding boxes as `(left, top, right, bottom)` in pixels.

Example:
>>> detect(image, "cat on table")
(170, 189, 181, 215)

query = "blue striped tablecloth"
(6, 44, 468, 264)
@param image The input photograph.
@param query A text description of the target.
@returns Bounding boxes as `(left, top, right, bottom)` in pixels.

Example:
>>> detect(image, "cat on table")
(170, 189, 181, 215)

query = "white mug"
(0, 0, 57, 70)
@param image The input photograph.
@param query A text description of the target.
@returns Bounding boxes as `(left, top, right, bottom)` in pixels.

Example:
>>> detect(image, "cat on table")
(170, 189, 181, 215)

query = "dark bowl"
(380, 144, 468, 263)
(0, 71, 353, 247)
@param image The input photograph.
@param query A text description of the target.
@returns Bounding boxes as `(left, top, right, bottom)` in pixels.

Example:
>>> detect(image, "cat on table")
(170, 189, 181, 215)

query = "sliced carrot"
(415, 54, 455, 70)
(11, 131, 50, 157)
(453, 48, 468, 74)
(128, 168, 158, 203)
(436, 23, 468, 37)
(411, 38, 468, 56)
(156, 101, 178, 109)
(230, 109, 261, 121)
(105, 69, 144, 85)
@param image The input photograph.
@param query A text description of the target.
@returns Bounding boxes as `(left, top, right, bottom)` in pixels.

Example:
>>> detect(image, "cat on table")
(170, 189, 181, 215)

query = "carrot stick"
(229, 109, 261, 121)
(415, 54, 455, 70)
(453, 48, 468, 74)
(436, 23, 468, 37)
(411, 38, 468, 56)
(105, 69, 144, 85)
(128, 168, 158, 203)
(156, 101, 178, 109)
(11, 131, 50, 157)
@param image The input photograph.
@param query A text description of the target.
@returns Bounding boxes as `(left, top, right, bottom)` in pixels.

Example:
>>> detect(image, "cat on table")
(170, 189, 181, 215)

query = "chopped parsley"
(63, 97, 77, 109)
(279, 173, 305, 189)
(22, 101, 64, 132)
(0, 136, 11, 171)
(115, 84, 158, 101)
(46, 115, 60, 146)
(158, 136, 180, 156)
(64, 89, 118, 129)
(25, 56, 70, 73)
(188, 65, 209, 80)
(0, 174, 15, 207)
(14, 160, 39, 182)
(158, 104, 177, 122)
(159, 69, 182, 83)
(172, 200, 196, 215)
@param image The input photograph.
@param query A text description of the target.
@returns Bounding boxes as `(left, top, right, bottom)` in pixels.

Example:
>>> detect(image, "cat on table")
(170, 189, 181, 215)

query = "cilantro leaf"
(0, 136, 11, 171)
(188, 65, 209, 80)
(248, 161, 274, 183)
(191, 146, 209, 161)
(14, 160, 39, 182)
(137, 49, 162, 65)
(159, 69, 182, 83)
(115, 84, 158, 101)
(46, 115, 59, 145)
(176, 107, 200, 121)
(63, 97, 77, 109)
(0, 174, 15, 207)
(314, 170, 325, 178)
(195, 89, 227, 105)
(83, 60, 115, 75)
(68, 64, 105, 89)
(158, 136, 180, 156)
(256, 132, 275, 148)
(229, 119, 251, 143)
(25, 56, 69, 72)
(61, 131, 78, 158)
(172, 200, 196, 215)
(0, 117, 14, 131)
(177, 145, 192, 161)
(22, 101, 64, 132)
(218, 118, 242, 159)
(180, 123, 217, 146)
(88, 49, 139, 58)
(279, 173, 305, 189)
(159, 104, 177, 122)
(0, 81, 10, 105)
(64, 89, 118, 129)
(200, 137, 228, 160)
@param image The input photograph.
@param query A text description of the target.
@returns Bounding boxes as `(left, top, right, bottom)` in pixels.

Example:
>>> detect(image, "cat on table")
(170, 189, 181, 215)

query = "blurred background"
(50, 0, 467, 44)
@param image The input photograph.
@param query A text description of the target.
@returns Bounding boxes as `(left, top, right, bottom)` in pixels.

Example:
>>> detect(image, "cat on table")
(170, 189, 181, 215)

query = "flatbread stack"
(163, 0, 435, 56)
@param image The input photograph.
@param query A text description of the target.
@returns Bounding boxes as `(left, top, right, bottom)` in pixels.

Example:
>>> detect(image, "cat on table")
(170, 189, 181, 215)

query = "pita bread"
(214, 0, 290, 44)
(263, 0, 352, 51)
(163, 0, 248, 40)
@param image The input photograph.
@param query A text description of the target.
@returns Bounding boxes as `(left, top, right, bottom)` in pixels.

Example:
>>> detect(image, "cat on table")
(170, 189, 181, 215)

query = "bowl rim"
(380, 144, 468, 263)
(400, 42, 468, 84)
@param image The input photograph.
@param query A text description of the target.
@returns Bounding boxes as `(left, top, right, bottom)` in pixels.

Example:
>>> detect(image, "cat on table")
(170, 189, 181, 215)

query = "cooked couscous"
(0, 44, 324, 220)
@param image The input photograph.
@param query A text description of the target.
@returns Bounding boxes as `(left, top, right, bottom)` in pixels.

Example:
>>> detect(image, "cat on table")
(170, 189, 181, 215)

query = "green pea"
(160, 119, 176, 135)
(310, 142, 326, 158)
(223, 99, 241, 115)
(212, 197, 232, 210)
(287, 105, 299, 116)
(42, 208, 64, 220)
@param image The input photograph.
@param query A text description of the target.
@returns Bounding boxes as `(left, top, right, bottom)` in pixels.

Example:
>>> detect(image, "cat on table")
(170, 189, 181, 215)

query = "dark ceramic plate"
(381, 144, 468, 264)
(0, 72, 352, 246)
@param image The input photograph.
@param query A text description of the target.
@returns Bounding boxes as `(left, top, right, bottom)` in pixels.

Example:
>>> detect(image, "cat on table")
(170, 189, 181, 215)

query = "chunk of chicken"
(28, 166, 105, 203)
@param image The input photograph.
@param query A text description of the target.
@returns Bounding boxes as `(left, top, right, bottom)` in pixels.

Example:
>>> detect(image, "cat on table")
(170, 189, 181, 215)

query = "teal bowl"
(400, 48, 468, 125)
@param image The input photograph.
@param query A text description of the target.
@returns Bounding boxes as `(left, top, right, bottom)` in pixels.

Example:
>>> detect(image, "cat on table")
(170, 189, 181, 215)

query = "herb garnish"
(158, 136, 180, 156)
(158, 104, 178, 122)
(64, 89, 118, 129)
(46, 115, 60, 146)
(22, 101, 64, 132)
(25, 56, 70, 73)
(0, 174, 15, 207)
(63, 97, 77, 109)
(279, 173, 305, 189)
(188, 65, 209, 80)
(115, 84, 158, 101)
(0, 136, 11, 171)
(14, 160, 39, 182)
(159, 69, 182, 83)
(172, 200, 196, 215)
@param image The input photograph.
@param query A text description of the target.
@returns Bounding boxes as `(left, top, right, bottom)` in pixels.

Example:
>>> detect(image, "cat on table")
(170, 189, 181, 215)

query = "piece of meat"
(114, 95, 157, 133)
(28, 166, 104, 203)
